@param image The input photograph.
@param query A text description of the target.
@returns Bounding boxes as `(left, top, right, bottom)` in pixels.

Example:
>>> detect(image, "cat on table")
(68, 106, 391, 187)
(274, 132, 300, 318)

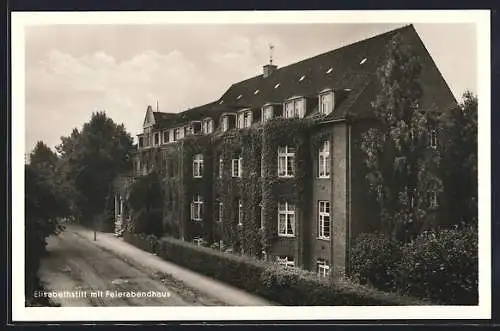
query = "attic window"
(236, 95, 243, 100)
(360, 58, 367, 65)
(299, 75, 305, 82)
(219, 100, 224, 104)
(326, 68, 333, 74)
(254, 89, 260, 95)
(274, 83, 280, 89)
(344, 88, 352, 91)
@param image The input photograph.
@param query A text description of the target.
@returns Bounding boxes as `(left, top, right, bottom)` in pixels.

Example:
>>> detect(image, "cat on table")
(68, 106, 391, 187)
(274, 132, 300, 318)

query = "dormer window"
(262, 105, 274, 122)
(202, 118, 214, 134)
(221, 116, 229, 132)
(237, 109, 252, 129)
(284, 97, 306, 119)
(319, 90, 334, 116)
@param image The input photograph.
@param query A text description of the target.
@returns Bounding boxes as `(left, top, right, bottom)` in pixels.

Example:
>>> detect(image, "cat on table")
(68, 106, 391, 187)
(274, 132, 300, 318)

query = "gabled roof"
(146, 24, 457, 130)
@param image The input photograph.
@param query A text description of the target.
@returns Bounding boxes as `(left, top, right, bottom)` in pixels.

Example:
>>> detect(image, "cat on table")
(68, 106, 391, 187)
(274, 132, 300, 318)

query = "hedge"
(350, 224, 478, 305)
(123, 231, 428, 306)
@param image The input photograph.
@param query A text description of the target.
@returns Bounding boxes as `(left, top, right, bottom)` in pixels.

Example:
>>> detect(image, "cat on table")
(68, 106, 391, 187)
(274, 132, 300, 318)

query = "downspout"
(346, 121, 352, 276)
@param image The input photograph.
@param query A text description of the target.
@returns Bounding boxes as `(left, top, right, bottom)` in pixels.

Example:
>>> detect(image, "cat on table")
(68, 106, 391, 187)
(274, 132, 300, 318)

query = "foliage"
(349, 232, 402, 292)
(57, 112, 134, 223)
(361, 32, 442, 241)
(440, 91, 478, 225)
(25, 142, 69, 305)
(123, 231, 426, 306)
(350, 224, 478, 305)
(395, 224, 478, 304)
(128, 170, 164, 237)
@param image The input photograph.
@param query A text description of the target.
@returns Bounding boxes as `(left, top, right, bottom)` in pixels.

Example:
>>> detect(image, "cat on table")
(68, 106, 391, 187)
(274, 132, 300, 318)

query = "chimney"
(263, 64, 277, 78)
(263, 43, 278, 78)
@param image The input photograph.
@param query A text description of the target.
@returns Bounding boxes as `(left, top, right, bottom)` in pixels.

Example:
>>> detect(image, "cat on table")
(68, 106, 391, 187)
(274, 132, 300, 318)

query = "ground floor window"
(317, 259, 330, 277)
(276, 256, 295, 268)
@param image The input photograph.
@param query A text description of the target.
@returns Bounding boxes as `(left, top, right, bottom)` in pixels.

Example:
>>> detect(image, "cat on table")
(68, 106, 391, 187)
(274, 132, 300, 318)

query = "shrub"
(124, 232, 426, 305)
(350, 232, 402, 292)
(395, 224, 478, 305)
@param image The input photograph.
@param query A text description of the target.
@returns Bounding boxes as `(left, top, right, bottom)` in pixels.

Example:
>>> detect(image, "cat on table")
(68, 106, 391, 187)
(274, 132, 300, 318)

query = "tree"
(25, 142, 69, 306)
(361, 32, 442, 241)
(57, 112, 134, 224)
(440, 91, 478, 225)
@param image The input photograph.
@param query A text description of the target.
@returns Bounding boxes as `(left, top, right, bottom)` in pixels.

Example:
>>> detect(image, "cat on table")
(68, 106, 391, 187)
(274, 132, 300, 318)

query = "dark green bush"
(350, 232, 402, 292)
(395, 224, 478, 305)
(123, 232, 425, 305)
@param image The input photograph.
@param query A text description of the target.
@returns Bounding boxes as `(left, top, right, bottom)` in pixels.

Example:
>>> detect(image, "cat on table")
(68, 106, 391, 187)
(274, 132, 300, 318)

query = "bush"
(351, 225, 478, 305)
(123, 232, 425, 305)
(350, 232, 402, 292)
(395, 224, 478, 305)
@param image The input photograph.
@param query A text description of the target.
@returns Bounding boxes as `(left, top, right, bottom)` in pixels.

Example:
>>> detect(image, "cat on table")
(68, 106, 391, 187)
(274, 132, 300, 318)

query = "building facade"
(114, 25, 457, 276)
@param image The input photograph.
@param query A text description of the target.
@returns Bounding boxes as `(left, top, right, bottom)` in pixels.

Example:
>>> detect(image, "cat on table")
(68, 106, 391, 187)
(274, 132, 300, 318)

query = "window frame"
(318, 140, 331, 178)
(218, 202, 223, 222)
(162, 130, 169, 144)
(238, 200, 243, 226)
(278, 145, 296, 178)
(221, 116, 229, 132)
(190, 194, 203, 221)
(284, 97, 306, 119)
(262, 105, 274, 122)
(319, 90, 334, 115)
(276, 256, 295, 268)
(232, 155, 242, 178)
(192, 153, 204, 178)
(430, 129, 438, 149)
(278, 201, 296, 237)
(317, 259, 330, 277)
(154, 132, 160, 146)
(318, 200, 331, 240)
(428, 190, 439, 208)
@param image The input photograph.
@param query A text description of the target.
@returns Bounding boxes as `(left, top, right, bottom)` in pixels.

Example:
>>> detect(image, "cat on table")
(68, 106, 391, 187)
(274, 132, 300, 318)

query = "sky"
(24, 22, 477, 153)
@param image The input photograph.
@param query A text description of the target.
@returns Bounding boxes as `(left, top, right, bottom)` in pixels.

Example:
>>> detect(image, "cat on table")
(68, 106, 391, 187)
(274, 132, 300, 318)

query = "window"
(326, 67, 333, 74)
(238, 200, 243, 226)
(430, 130, 438, 148)
(299, 75, 305, 82)
(221, 116, 229, 132)
(318, 140, 330, 178)
(218, 202, 223, 222)
(278, 201, 295, 237)
(202, 119, 213, 134)
(360, 58, 367, 64)
(190, 194, 203, 221)
(276, 256, 295, 268)
(138, 137, 144, 148)
(232, 154, 242, 178)
(154, 132, 160, 146)
(193, 154, 204, 178)
(162, 131, 169, 144)
(237, 110, 252, 129)
(284, 97, 306, 118)
(219, 157, 223, 178)
(262, 105, 273, 122)
(254, 89, 260, 95)
(318, 201, 330, 240)
(317, 259, 330, 277)
(174, 128, 181, 141)
(259, 203, 264, 229)
(193, 237, 204, 246)
(319, 91, 334, 115)
(278, 146, 296, 177)
(274, 83, 280, 89)
(428, 190, 439, 208)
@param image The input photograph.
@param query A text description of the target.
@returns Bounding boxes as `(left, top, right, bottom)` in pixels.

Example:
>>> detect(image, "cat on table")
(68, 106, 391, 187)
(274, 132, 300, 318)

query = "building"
(114, 24, 457, 276)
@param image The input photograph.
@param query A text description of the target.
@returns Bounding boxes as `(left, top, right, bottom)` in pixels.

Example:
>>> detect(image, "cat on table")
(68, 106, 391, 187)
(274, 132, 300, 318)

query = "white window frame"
(221, 116, 229, 132)
(318, 140, 330, 178)
(190, 194, 203, 221)
(278, 201, 295, 237)
(237, 112, 245, 129)
(218, 202, 223, 222)
(162, 130, 169, 144)
(430, 129, 438, 148)
(232, 155, 242, 178)
(318, 200, 331, 240)
(262, 105, 273, 122)
(276, 256, 295, 268)
(193, 153, 204, 178)
(154, 132, 160, 146)
(219, 157, 223, 178)
(284, 97, 306, 119)
(278, 146, 296, 178)
(173, 128, 182, 141)
(238, 200, 243, 226)
(244, 111, 252, 128)
(319, 90, 334, 115)
(317, 259, 330, 277)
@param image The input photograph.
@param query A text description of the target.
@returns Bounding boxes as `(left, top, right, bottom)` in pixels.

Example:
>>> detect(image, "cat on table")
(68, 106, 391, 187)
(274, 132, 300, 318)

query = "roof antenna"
(269, 43, 274, 65)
